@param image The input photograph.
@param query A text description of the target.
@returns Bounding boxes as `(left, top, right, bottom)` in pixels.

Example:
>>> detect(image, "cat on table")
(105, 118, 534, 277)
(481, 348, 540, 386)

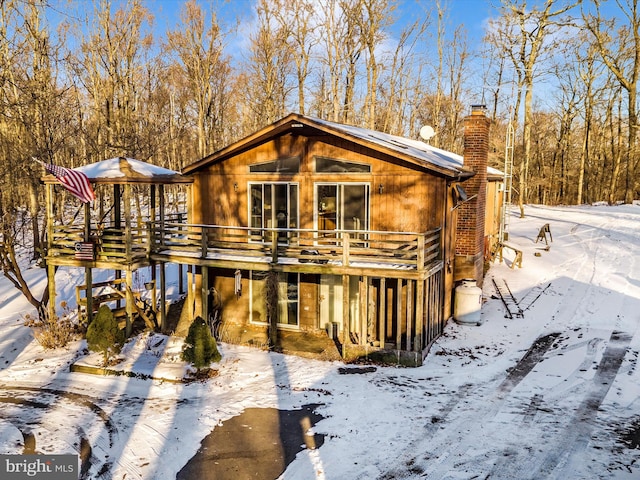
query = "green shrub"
(86, 305, 125, 366)
(182, 316, 221, 370)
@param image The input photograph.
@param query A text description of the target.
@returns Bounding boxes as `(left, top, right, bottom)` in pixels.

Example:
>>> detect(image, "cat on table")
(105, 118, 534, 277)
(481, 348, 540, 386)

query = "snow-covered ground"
(0, 204, 639, 479)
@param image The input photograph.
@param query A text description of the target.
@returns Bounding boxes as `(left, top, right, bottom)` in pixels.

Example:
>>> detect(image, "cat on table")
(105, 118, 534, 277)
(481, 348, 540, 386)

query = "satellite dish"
(419, 125, 435, 141)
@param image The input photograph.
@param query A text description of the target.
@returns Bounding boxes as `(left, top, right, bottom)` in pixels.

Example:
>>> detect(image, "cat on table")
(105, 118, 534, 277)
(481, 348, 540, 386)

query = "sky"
(0, 202, 639, 478)
(148, 0, 496, 43)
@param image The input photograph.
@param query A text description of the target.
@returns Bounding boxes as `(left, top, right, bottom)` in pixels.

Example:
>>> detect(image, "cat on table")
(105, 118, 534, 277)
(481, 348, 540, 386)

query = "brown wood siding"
(194, 136, 448, 235)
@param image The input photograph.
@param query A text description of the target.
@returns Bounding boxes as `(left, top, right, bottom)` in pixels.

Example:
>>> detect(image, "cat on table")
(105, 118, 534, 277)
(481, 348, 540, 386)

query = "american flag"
(43, 163, 96, 203)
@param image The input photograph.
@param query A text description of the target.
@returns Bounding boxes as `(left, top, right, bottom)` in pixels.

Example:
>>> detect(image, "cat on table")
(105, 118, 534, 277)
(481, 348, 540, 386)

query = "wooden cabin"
(178, 108, 493, 366)
(42, 108, 496, 366)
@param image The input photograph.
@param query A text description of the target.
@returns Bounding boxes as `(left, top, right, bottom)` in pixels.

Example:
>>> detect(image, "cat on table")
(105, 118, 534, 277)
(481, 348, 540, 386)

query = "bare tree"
(268, 0, 317, 116)
(583, 0, 640, 204)
(501, 0, 582, 216)
(243, 0, 294, 129)
(67, 0, 154, 160)
(166, 0, 231, 158)
(356, 0, 395, 129)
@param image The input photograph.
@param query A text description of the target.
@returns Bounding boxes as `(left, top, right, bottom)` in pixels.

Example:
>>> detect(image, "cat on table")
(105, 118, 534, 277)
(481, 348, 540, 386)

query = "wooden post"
(201, 266, 209, 325)
(271, 230, 278, 264)
(417, 234, 425, 271)
(194, 266, 203, 318)
(159, 262, 167, 332)
(406, 280, 413, 351)
(150, 185, 156, 223)
(47, 263, 56, 320)
(125, 269, 134, 337)
(379, 277, 386, 347)
(342, 232, 350, 266)
(45, 184, 56, 321)
(367, 279, 375, 346)
(150, 261, 157, 319)
(124, 184, 132, 263)
(342, 274, 350, 351)
(149, 184, 156, 256)
(113, 184, 121, 229)
(201, 227, 208, 258)
(85, 267, 93, 324)
(84, 201, 93, 323)
(359, 276, 367, 345)
(396, 279, 402, 350)
(415, 279, 424, 352)
(186, 265, 194, 321)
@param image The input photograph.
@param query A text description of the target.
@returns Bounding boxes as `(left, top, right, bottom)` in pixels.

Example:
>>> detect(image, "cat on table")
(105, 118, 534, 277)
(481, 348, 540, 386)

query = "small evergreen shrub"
(182, 316, 221, 370)
(86, 305, 125, 366)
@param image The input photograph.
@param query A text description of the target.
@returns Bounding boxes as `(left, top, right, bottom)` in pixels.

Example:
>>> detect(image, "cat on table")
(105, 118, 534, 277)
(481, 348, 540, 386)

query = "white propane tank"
(454, 279, 483, 325)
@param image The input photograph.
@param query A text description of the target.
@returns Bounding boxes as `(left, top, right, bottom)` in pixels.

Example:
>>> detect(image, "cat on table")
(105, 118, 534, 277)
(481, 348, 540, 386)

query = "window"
(315, 156, 371, 173)
(250, 183, 298, 243)
(316, 183, 369, 235)
(249, 271, 299, 327)
(249, 156, 300, 173)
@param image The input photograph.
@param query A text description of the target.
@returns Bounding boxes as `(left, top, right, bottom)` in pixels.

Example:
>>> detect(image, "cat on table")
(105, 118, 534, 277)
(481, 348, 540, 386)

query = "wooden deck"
(47, 221, 445, 365)
(48, 222, 442, 279)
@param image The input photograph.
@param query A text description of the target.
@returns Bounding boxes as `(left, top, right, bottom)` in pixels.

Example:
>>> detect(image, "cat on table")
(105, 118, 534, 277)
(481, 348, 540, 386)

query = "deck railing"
(50, 225, 149, 262)
(152, 222, 441, 271)
(48, 222, 441, 271)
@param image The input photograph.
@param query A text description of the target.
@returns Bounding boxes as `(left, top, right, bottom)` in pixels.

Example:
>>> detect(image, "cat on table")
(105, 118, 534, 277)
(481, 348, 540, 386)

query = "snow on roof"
(75, 157, 190, 182)
(308, 116, 505, 179)
(309, 116, 467, 173)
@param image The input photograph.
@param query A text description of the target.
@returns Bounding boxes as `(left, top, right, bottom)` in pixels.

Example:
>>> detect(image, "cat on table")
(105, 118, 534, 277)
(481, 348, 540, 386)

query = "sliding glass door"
(315, 183, 369, 235)
(250, 183, 298, 242)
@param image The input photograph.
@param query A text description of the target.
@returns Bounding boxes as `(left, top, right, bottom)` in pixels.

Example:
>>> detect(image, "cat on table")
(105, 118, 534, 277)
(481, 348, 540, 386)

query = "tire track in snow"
(530, 330, 632, 479)
(376, 334, 560, 479)
(0, 384, 118, 478)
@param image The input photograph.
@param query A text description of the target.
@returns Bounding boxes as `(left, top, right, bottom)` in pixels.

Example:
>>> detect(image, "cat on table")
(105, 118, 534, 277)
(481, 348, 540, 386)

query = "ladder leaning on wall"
(500, 120, 514, 244)
(493, 119, 522, 269)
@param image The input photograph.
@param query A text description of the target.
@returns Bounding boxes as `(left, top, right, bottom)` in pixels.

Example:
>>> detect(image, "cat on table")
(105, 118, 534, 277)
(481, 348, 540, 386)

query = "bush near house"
(24, 301, 80, 349)
(182, 316, 221, 370)
(86, 305, 125, 366)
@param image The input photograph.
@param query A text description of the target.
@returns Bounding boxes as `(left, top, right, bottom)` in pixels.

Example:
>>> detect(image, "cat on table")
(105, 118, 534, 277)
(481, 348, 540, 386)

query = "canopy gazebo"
(43, 157, 193, 335)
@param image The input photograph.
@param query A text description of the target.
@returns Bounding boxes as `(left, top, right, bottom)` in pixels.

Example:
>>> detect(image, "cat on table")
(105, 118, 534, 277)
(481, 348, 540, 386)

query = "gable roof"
(183, 113, 475, 179)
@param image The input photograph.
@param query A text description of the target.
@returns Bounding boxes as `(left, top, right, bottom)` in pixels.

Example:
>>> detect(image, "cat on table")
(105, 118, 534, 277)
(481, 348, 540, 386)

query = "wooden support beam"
(160, 262, 167, 333)
(271, 230, 278, 264)
(194, 266, 203, 318)
(201, 266, 209, 325)
(406, 280, 413, 352)
(45, 184, 56, 321)
(415, 278, 424, 352)
(124, 185, 132, 263)
(417, 234, 425, 271)
(186, 265, 194, 322)
(342, 232, 350, 267)
(368, 278, 375, 345)
(342, 274, 350, 351)
(396, 279, 402, 350)
(379, 277, 386, 347)
(359, 276, 367, 345)
(125, 269, 133, 337)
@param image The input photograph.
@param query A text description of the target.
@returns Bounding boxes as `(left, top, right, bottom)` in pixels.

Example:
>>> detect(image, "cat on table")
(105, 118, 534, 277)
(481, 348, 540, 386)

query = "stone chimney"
(454, 105, 490, 285)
